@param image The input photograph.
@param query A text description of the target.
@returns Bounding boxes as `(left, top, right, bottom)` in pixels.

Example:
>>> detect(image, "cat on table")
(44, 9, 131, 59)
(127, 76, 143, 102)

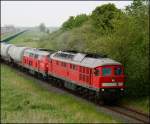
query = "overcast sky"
(1, 1, 132, 27)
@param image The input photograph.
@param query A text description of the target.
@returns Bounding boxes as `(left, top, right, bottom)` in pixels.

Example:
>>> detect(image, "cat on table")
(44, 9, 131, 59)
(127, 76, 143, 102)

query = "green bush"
(62, 14, 88, 31)
(91, 3, 122, 34)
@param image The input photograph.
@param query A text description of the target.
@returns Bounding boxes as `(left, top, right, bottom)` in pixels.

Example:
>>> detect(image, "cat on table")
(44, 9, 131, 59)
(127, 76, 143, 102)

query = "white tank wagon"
(8, 45, 29, 63)
(0, 43, 14, 60)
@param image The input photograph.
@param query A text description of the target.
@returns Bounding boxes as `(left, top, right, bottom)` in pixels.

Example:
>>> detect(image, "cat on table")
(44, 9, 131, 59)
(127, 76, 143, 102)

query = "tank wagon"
(8, 45, 29, 63)
(0, 43, 14, 61)
(1, 43, 125, 103)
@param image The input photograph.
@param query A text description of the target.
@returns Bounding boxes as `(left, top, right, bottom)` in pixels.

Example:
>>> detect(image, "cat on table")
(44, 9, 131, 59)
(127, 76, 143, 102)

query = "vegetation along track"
(2, 62, 149, 123)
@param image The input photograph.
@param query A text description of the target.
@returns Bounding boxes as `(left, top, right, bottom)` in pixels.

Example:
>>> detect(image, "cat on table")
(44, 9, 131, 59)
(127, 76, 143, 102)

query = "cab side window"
(94, 69, 100, 76)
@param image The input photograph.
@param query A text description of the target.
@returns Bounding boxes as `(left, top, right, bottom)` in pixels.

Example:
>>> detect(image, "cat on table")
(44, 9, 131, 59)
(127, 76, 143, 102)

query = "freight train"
(0, 42, 125, 103)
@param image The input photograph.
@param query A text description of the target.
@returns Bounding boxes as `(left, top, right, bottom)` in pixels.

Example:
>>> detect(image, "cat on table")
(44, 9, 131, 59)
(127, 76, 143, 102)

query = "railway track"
(1, 62, 150, 123)
(104, 106, 149, 123)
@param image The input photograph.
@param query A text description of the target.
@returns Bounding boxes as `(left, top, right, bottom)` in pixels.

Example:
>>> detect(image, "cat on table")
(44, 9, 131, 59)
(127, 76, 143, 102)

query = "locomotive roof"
(51, 51, 121, 68)
(25, 48, 51, 56)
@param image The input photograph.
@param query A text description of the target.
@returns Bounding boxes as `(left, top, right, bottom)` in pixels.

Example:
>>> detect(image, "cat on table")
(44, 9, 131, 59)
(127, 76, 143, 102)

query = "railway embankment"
(1, 30, 28, 43)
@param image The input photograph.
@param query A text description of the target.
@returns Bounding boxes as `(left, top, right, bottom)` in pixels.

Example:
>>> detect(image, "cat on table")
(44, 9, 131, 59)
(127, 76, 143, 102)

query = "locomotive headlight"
(118, 82, 123, 86)
(101, 89, 105, 91)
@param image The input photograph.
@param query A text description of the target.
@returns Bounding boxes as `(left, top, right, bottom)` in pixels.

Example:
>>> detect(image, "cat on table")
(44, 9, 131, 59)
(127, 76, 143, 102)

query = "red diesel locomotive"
(1, 43, 125, 102)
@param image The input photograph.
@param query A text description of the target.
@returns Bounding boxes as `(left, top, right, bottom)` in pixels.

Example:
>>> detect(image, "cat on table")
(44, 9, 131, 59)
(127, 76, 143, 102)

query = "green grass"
(1, 64, 121, 123)
(120, 97, 149, 114)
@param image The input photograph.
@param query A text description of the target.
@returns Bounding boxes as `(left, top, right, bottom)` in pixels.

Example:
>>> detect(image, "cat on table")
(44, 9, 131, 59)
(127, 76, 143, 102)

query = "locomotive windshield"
(115, 67, 122, 75)
(102, 68, 111, 76)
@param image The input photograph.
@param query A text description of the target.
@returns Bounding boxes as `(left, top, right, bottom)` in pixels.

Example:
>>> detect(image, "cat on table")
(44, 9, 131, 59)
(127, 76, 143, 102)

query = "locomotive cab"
(93, 65, 125, 102)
